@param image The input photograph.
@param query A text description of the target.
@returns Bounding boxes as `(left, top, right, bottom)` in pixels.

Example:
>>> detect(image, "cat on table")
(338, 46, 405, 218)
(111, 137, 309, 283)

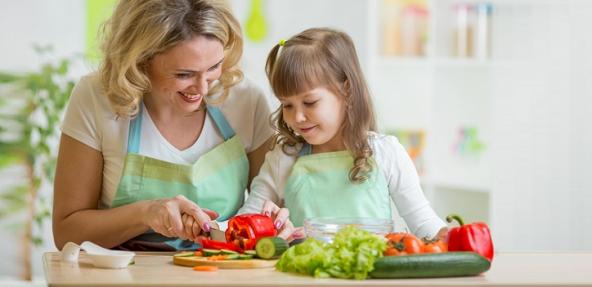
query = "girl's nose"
(293, 107, 306, 123)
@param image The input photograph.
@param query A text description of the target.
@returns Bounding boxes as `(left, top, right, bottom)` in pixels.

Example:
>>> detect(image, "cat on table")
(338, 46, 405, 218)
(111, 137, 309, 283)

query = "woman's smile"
(178, 91, 203, 104)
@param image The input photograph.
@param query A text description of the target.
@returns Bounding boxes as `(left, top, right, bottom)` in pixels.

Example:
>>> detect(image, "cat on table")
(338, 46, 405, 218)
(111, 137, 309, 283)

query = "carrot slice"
(193, 265, 219, 272)
(194, 251, 203, 257)
(207, 255, 228, 261)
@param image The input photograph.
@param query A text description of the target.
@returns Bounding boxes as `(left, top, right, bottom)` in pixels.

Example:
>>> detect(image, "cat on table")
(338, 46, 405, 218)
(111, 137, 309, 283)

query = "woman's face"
(280, 86, 347, 152)
(147, 35, 224, 114)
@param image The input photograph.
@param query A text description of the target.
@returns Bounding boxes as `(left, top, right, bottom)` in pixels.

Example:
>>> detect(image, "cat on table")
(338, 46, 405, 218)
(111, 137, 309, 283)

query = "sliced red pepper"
(200, 238, 241, 252)
(446, 214, 494, 261)
(225, 214, 277, 250)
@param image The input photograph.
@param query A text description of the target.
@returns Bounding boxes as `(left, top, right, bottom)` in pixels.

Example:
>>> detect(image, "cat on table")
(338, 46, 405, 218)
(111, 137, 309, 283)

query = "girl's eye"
(304, 100, 318, 106)
(282, 104, 292, 109)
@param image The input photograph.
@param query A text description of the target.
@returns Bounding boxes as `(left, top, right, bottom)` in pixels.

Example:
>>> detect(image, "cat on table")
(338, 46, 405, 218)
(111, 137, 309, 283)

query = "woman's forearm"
(53, 200, 151, 250)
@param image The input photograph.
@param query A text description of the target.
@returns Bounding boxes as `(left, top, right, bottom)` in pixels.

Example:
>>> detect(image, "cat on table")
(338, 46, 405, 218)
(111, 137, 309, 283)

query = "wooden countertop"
(43, 252, 592, 286)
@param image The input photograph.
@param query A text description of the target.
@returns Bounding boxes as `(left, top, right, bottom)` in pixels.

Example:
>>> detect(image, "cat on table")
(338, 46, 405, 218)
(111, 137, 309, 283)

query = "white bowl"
(87, 252, 134, 269)
(304, 217, 394, 243)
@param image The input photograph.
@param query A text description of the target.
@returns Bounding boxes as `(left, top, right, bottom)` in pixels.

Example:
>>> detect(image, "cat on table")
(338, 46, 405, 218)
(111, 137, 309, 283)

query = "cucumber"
(244, 250, 257, 256)
(225, 253, 240, 260)
(370, 252, 491, 279)
(238, 254, 254, 260)
(220, 249, 239, 255)
(201, 248, 221, 257)
(173, 251, 195, 257)
(255, 237, 288, 259)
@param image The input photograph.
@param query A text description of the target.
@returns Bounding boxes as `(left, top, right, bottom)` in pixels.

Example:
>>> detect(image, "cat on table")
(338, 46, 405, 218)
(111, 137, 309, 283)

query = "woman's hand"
(144, 195, 218, 239)
(261, 200, 305, 242)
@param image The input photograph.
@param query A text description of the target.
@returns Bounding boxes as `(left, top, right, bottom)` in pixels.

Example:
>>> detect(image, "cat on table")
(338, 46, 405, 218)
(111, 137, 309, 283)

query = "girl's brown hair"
(100, 0, 243, 117)
(265, 28, 377, 183)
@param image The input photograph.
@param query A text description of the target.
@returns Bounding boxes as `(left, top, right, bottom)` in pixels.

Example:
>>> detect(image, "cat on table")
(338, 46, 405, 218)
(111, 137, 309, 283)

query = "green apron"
(284, 143, 392, 227)
(111, 105, 248, 251)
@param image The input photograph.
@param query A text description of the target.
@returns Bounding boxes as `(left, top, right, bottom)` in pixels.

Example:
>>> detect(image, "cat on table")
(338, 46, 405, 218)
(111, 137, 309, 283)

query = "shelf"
(421, 176, 490, 194)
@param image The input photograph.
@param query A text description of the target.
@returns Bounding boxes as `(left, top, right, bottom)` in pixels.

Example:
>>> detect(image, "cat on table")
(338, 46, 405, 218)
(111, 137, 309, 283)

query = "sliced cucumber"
(244, 250, 257, 256)
(202, 248, 221, 257)
(238, 254, 254, 260)
(225, 254, 240, 260)
(255, 237, 288, 259)
(220, 249, 239, 255)
(173, 251, 195, 257)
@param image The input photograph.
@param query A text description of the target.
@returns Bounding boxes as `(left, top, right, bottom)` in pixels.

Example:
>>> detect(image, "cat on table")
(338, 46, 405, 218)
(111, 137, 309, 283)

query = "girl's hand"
(144, 195, 218, 239)
(261, 200, 305, 242)
(436, 227, 449, 241)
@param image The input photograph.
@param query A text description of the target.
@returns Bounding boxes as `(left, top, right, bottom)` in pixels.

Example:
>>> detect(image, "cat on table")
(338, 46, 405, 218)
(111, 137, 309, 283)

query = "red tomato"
(422, 240, 448, 253)
(384, 247, 407, 256)
(385, 233, 424, 254)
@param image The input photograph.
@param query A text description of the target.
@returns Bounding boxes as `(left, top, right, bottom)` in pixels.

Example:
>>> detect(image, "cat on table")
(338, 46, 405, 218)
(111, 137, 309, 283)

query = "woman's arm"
(52, 134, 150, 249)
(52, 134, 216, 249)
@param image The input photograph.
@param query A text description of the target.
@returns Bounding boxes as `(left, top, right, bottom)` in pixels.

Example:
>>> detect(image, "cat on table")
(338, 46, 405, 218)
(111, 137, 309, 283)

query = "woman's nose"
(193, 74, 209, 96)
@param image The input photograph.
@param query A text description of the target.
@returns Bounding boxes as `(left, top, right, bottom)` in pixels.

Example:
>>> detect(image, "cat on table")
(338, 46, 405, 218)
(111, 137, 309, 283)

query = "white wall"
(0, 0, 87, 281)
(1, 0, 591, 282)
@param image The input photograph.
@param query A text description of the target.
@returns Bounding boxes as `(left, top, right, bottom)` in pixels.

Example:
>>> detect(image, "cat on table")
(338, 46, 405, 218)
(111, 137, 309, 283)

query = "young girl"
(238, 28, 447, 241)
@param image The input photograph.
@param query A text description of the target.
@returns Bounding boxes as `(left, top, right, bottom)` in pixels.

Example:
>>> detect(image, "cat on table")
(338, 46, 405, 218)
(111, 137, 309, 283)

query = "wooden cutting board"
(173, 255, 278, 269)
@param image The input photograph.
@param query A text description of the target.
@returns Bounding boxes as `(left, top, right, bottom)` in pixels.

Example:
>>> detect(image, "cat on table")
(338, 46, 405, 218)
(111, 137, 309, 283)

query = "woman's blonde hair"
(100, 0, 243, 117)
(265, 28, 377, 183)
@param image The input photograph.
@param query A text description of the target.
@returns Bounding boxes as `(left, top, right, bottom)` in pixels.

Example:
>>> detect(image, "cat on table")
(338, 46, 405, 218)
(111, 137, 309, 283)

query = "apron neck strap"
(127, 104, 144, 153)
(126, 104, 236, 153)
(206, 105, 235, 141)
(298, 143, 312, 157)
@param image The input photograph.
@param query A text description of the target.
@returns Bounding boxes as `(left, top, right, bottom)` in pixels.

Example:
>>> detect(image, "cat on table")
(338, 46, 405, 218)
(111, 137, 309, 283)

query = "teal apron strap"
(206, 105, 235, 140)
(298, 143, 312, 157)
(127, 104, 143, 153)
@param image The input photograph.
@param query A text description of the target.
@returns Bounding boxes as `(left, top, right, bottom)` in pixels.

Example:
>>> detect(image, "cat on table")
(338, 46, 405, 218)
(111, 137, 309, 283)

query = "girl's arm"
(381, 136, 447, 240)
(239, 145, 284, 214)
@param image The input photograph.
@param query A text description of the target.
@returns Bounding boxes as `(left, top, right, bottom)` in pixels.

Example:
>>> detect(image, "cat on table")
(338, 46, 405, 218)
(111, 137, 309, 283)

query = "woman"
(52, 0, 273, 251)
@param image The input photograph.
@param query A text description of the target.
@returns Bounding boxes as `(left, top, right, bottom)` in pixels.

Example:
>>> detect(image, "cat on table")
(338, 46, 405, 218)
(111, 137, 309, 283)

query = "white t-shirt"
(61, 73, 274, 208)
(238, 132, 446, 239)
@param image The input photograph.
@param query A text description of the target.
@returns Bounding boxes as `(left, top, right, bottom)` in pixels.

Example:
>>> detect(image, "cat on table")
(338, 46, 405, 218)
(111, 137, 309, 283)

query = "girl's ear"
(343, 80, 351, 95)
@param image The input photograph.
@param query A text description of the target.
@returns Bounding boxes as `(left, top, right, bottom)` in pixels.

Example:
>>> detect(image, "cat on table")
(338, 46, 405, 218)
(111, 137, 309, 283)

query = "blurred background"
(1, 0, 591, 284)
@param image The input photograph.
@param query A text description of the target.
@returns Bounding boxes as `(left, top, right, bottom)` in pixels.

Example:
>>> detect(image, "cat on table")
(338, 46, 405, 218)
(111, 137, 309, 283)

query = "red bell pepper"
(200, 238, 241, 252)
(225, 214, 277, 250)
(446, 214, 494, 261)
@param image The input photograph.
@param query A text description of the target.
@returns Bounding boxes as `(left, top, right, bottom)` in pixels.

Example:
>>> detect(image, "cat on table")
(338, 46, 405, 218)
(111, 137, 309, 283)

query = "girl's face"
(280, 86, 347, 152)
(147, 35, 224, 114)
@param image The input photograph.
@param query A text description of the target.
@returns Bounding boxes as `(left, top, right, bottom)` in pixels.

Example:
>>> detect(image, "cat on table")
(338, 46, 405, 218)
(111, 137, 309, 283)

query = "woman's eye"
(175, 73, 192, 79)
(208, 63, 222, 72)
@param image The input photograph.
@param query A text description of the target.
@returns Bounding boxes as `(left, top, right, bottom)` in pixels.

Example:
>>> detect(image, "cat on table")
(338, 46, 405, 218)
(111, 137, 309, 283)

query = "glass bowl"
(303, 217, 394, 243)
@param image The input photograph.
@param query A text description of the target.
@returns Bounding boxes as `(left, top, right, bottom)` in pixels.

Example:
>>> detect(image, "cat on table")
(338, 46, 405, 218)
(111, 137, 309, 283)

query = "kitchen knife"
(208, 221, 227, 242)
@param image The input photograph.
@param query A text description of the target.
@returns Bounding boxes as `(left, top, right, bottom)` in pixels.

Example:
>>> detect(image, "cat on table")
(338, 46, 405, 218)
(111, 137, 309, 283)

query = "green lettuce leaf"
(276, 225, 387, 280)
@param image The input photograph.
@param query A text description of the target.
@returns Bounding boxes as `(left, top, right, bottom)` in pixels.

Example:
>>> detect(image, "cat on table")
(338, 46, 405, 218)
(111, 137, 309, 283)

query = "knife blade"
(209, 227, 226, 242)
(208, 221, 227, 242)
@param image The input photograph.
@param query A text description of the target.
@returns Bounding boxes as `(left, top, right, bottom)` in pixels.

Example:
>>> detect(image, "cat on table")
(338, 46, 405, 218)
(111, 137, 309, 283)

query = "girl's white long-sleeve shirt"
(239, 132, 446, 239)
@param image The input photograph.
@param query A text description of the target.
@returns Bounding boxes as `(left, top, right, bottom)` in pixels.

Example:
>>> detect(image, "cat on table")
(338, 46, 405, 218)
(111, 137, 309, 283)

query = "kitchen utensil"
(245, 0, 267, 42)
(173, 255, 277, 269)
(209, 227, 227, 242)
(61, 241, 135, 269)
